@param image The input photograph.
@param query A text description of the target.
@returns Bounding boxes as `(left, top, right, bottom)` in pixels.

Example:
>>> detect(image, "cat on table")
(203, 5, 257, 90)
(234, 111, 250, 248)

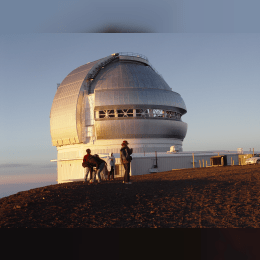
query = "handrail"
(118, 52, 149, 62)
(118, 52, 163, 78)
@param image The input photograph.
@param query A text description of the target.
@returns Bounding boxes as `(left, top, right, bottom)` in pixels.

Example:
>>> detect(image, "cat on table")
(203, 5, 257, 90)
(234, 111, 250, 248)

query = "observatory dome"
(50, 52, 187, 153)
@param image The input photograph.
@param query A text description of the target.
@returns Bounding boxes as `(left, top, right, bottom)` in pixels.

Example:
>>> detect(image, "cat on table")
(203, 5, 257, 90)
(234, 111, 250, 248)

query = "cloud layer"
(0, 163, 32, 168)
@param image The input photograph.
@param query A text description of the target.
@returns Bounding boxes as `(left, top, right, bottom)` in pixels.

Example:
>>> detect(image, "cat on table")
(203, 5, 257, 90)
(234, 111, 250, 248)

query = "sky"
(1, 0, 260, 33)
(1, 0, 260, 198)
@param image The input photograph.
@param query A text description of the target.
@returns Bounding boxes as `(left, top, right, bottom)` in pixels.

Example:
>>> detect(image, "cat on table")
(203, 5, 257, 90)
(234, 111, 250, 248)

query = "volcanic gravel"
(1, 165, 260, 228)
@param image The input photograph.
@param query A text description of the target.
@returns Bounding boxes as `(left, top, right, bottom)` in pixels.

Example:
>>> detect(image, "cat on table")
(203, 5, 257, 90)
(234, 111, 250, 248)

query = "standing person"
(105, 154, 111, 180)
(82, 149, 93, 183)
(108, 153, 115, 181)
(120, 140, 133, 184)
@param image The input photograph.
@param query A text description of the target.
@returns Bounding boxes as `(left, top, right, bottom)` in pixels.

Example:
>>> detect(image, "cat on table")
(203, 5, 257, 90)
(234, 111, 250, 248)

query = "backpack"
(82, 155, 89, 168)
(82, 161, 88, 168)
(121, 147, 132, 163)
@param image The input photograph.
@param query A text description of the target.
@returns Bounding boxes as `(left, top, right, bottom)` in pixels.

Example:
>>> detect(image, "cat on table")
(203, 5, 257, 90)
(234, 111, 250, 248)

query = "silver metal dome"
(50, 53, 187, 146)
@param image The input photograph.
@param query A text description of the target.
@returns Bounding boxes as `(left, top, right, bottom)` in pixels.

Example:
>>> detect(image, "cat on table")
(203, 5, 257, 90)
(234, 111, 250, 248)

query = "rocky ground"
(1, 165, 260, 228)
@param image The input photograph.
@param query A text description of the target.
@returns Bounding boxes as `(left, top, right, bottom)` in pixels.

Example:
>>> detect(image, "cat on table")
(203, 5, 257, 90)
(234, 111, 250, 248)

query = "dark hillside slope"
(1, 165, 260, 228)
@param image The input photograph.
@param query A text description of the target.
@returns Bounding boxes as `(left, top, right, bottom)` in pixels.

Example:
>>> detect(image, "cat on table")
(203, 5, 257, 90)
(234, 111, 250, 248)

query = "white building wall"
(131, 157, 154, 176)
(54, 143, 240, 183)
(57, 160, 84, 183)
(130, 153, 239, 176)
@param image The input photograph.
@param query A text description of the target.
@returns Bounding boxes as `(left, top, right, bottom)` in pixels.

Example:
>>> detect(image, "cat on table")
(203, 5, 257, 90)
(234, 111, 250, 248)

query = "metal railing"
(118, 52, 163, 78)
(118, 52, 149, 62)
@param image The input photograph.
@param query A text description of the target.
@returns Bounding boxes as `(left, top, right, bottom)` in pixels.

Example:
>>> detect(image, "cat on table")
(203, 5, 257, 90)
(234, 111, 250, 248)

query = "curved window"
(117, 109, 133, 117)
(96, 108, 182, 120)
(166, 111, 176, 118)
(152, 109, 164, 118)
(136, 109, 149, 118)
(99, 110, 115, 118)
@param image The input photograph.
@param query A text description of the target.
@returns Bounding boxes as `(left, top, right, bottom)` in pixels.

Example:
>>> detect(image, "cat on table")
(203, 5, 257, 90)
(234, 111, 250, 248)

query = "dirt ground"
(1, 164, 260, 228)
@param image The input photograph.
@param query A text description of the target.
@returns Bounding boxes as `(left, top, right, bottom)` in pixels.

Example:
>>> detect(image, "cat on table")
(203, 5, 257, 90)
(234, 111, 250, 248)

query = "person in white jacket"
(107, 153, 115, 181)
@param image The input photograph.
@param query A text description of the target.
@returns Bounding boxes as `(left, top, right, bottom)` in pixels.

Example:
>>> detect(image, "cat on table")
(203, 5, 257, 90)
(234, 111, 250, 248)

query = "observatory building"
(50, 52, 188, 183)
